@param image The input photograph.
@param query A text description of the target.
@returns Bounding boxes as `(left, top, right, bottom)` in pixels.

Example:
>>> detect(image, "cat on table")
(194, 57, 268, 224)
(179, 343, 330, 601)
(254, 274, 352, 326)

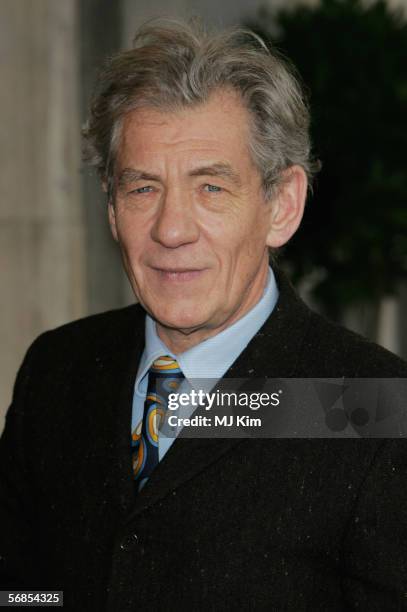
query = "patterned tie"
(132, 356, 184, 489)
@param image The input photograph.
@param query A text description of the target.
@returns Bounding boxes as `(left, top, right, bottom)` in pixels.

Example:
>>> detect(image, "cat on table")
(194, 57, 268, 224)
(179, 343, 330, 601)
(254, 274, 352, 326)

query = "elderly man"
(1, 20, 407, 611)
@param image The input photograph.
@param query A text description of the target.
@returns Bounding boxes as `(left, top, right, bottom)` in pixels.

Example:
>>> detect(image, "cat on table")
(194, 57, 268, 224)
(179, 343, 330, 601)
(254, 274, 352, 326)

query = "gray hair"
(83, 19, 319, 201)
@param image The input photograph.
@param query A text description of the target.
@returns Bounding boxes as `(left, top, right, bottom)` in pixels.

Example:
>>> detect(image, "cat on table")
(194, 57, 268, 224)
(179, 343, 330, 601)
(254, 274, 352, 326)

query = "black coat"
(1, 272, 407, 611)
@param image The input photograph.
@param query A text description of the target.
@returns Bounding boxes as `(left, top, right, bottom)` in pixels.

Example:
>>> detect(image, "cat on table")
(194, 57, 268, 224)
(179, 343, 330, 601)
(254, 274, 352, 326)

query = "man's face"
(110, 89, 274, 349)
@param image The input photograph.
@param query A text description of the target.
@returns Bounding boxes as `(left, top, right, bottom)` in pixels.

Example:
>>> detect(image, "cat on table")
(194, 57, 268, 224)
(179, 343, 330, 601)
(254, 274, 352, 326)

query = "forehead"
(117, 89, 254, 169)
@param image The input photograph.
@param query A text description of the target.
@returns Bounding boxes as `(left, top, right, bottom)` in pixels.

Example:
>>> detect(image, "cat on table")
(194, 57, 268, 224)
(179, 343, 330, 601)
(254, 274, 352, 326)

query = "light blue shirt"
(131, 266, 279, 461)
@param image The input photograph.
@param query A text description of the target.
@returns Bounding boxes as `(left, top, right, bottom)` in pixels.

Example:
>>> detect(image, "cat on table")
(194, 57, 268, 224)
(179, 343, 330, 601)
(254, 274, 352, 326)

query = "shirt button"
(120, 533, 138, 551)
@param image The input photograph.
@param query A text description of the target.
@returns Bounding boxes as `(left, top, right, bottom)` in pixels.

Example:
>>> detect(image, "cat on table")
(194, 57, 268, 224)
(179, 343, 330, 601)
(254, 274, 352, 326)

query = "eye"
(129, 185, 154, 195)
(203, 184, 222, 193)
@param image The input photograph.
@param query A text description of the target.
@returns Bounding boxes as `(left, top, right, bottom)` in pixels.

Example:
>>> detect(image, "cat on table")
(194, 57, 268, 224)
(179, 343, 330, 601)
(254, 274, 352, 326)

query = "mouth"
(151, 267, 207, 282)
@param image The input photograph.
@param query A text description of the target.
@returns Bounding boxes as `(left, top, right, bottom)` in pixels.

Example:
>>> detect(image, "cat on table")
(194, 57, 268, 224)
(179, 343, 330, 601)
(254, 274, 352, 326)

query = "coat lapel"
(84, 304, 146, 518)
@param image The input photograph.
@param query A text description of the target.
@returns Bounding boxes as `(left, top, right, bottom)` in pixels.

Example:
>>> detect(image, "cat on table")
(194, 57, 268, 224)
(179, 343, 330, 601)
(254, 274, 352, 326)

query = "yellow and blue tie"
(132, 356, 184, 489)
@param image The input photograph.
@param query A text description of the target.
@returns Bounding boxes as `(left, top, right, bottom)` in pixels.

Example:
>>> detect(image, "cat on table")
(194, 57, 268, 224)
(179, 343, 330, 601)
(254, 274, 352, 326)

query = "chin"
(152, 304, 210, 333)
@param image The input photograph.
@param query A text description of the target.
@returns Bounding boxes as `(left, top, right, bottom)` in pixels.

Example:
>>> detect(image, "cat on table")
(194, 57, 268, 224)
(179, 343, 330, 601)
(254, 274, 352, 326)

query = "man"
(1, 20, 407, 611)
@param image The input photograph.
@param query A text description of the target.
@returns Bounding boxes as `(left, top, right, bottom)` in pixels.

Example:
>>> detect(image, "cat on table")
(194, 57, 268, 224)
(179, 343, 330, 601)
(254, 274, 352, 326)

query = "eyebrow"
(188, 163, 242, 187)
(117, 163, 242, 189)
(117, 168, 160, 188)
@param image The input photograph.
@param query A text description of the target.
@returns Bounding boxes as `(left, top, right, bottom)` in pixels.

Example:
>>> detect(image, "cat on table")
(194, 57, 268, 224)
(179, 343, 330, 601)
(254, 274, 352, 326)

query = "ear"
(108, 201, 119, 242)
(266, 165, 307, 248)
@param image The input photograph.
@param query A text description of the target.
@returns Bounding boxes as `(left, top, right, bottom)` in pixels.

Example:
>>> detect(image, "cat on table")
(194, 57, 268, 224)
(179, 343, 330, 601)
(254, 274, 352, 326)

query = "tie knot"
(147, 355, 184, 397)
(150, 355, 182, 374)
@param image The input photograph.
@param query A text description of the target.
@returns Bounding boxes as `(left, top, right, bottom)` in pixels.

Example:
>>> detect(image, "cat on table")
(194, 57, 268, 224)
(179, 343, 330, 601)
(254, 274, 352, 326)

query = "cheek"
(217, 213, 268, 259)
(115, 214, 147, 254)
(115, 231, 150, 287)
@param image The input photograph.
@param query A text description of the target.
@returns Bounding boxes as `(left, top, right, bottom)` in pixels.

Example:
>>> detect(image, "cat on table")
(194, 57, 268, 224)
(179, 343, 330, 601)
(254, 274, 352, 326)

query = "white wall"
(0, 0, 86, 426)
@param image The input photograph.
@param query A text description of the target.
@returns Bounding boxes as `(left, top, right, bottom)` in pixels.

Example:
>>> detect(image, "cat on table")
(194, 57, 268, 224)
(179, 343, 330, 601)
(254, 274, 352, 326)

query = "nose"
(150, 186, 200, 248)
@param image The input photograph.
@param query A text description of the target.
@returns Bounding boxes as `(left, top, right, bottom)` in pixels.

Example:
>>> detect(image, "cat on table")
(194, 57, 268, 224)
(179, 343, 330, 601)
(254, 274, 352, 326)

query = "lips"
(151, 266, 207, 282)
(154, 267, 202, 273)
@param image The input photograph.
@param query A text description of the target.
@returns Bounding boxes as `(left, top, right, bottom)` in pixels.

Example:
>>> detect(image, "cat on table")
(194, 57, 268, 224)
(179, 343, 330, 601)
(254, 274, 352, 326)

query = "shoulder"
(299, 309, 407, 377)
(38, 302, 142, 341)
(267, 267, 407, 378)
(18, 303, 145, 375)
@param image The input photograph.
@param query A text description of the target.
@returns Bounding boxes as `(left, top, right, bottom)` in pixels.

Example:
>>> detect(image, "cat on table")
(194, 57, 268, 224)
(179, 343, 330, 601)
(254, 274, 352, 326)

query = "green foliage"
(247, 0, 407, 313)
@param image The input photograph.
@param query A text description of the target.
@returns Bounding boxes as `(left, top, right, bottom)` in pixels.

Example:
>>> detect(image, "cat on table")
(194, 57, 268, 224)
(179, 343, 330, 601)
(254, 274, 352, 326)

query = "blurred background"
(1, 0, 407, 428)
